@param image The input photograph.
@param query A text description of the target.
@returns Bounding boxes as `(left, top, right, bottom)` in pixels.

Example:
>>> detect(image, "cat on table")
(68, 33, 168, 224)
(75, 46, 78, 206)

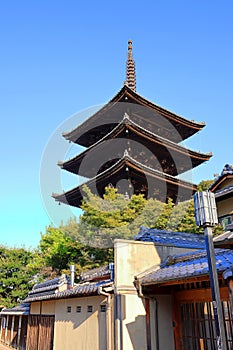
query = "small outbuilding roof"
(1, 302, 30, 315)
(25, 274, 70, 301)
(80, 264, 113, 282)
(134, 226, 205, 249)
(24, 280, 113, 302)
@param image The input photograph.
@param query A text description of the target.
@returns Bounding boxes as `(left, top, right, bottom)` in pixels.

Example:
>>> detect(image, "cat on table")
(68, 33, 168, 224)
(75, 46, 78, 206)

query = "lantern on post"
(194, 191, 227, 350)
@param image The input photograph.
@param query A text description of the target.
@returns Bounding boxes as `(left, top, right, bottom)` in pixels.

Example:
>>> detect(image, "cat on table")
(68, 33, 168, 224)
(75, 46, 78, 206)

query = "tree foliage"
(1, 179, 224, 307)
(78, 185, 211, 247)
(0, 246, 36, 308)
(78, 186, 164, 247)
(33, 226, 113, 279)
(197, 179, 214, 191)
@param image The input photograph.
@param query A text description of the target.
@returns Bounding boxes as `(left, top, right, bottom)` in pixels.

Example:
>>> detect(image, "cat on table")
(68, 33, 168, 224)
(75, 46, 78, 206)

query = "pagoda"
(53, 40, 212, 207)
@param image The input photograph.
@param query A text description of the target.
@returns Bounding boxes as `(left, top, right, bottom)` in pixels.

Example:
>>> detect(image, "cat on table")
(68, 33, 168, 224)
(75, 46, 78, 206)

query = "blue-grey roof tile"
(25, 274, 70, 301)
(140, 248, 233, 285)
(80, 264, 113, 282)
(209, 164, 233, 191)
(1, 302, 30, 315)
(24, 280, 113, 302)
(135, 226, 205, 249)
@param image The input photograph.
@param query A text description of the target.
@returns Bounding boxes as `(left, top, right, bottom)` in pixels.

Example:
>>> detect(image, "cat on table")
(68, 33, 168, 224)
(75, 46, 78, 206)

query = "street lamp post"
(194, 191, 227, 350)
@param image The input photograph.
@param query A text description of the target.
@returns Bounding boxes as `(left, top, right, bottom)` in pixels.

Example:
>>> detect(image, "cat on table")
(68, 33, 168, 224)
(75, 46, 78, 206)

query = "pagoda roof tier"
(59, 115, 211, 177)
(63, 85, 205, 147)
(53, 153, 197, 208)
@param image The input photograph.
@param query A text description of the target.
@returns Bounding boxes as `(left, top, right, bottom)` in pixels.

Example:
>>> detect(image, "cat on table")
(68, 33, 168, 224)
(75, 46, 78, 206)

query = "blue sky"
(1, 1, 233, 248)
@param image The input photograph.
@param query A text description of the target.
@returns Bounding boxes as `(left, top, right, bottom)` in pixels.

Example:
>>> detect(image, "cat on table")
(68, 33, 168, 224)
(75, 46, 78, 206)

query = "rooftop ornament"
(125, 40, 136, 92)
(194, 191, 227, 350)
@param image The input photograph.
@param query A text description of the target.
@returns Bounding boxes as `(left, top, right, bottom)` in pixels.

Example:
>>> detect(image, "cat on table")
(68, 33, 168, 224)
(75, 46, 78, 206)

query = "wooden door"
(26, 315, 54, 350)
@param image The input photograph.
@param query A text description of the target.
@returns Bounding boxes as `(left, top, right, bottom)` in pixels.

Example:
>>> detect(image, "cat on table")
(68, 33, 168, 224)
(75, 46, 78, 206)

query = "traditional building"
(0, 302, 29, 349)
(134, 228, 233, 350)
(2, 229, 233, 350)
(210, 164, 233, 230)
(0, 231, 208, 350)
(53, 40, 211, 207)
(209, 163, 233, 249)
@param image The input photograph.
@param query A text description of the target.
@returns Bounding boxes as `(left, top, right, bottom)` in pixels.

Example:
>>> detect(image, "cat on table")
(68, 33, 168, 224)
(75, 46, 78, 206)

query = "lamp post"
(194, 191, 227, 350)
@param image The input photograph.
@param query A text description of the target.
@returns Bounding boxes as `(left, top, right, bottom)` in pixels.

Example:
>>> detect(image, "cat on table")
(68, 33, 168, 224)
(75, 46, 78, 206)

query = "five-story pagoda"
(53, 40, 211, 207)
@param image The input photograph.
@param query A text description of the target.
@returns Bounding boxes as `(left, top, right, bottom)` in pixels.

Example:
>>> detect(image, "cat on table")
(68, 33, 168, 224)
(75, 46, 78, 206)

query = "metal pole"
(204, 226, 227, 350)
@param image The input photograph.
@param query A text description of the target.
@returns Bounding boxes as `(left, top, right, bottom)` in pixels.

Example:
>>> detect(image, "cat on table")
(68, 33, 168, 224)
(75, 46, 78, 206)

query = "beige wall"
(42, 300, 55, 315)
(114, 239, 197, 291)
(30, 300, 55, 315)
(114, 239, 195, 350)
(156, 295, 175, 350)
(30, 302, 41, 315)
(121, 294, 147, 350)
(217, 197, 233, 217)
(53, 295, 108, 350)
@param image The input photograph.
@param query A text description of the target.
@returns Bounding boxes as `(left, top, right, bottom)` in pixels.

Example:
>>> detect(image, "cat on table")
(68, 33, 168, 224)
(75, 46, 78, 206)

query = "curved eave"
(210, 174, 233, 192)
(123, 85, 205, 129)
(53, 154, 196, 208)
(63, 85, 205, 146)
(59, 116, 212, 177)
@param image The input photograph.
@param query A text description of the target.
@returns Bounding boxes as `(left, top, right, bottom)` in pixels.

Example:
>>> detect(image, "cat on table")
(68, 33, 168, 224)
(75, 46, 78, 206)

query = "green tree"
(78, 186, 165, 247)
(153, 198, 174, 230)
(0, 246, 36, 308)
(79, 183, 213, 241)
(34, 226, 113, 278)
(176, 200, 204, 234)
(59, 217, 80, 240)
(197, 179, 214, 191)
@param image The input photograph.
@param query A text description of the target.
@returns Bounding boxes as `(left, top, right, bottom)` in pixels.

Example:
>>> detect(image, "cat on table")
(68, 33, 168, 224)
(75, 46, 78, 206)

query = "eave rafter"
(63, 85, 205, 146)
(59, 115, 211, 177)
(53, 153, 196, 208)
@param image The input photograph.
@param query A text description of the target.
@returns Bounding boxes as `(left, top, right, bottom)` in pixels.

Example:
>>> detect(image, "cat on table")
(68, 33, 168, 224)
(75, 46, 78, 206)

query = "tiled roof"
(81, 264, 114, 282)
(214, 185, 233, 198)
(134, 226, 205, 249)
(139, 248, 233, 285)
(25, 274, 70, 300)
(214, 230, 233, 243)
(221, 164, 233, 176)
(24, 280, 113, 302)
(1, 302, 30, 315)
(209, 164, 233, 192)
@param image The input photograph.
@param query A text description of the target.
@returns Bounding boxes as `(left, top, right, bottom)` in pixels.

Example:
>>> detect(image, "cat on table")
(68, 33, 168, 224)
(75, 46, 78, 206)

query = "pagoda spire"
(125, 40, 136, 91)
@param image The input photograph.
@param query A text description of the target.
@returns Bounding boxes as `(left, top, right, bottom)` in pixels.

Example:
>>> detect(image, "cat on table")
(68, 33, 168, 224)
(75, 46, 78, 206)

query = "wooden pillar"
(172, 292, 182, 350)
(0, 315, 2, 341)
(145, 298, 151, 350)
(10, 315, 15, 345)
(5, 315, 9, 344)
(17, 315, 22, 348)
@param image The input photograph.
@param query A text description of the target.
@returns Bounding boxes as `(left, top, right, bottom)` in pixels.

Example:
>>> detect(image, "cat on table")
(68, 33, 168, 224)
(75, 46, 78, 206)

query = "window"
(87, 305, 93, 313)
(219, 215, 232, 231)
(180, 301, 233, 349)
(100, 304, 106, 312)
(76, 306, 81, 313)
(67, 306, 71, 313)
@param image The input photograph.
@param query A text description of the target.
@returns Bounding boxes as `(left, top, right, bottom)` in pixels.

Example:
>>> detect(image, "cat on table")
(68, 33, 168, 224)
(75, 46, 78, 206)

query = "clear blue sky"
(1, 1, 233, 248)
